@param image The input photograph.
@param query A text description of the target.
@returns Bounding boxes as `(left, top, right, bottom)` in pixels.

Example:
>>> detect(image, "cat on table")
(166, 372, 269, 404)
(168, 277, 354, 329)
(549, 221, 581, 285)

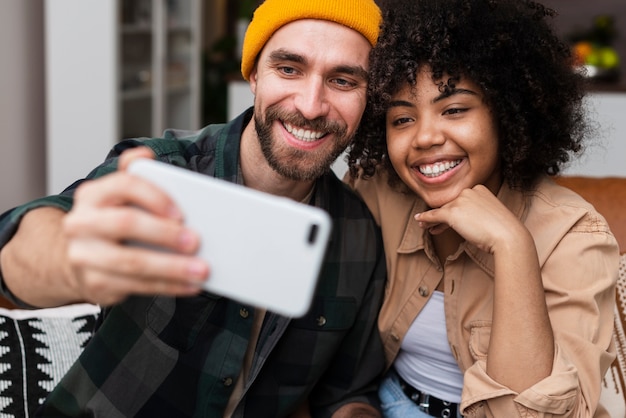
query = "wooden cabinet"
(45, 0, 202, 194)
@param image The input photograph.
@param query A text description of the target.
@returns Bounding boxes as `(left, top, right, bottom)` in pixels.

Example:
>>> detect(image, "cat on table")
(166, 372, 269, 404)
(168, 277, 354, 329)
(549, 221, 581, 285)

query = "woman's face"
(385, 67, 502, 208)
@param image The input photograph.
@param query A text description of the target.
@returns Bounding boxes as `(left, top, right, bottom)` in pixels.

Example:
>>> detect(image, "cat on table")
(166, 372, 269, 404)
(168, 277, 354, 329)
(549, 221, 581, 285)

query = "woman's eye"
(444, 107, 467, 115)
(390, 117, 413, 126)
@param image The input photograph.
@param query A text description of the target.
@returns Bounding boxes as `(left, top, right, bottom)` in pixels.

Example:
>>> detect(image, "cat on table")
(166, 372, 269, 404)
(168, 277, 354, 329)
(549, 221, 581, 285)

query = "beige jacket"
(348, 173, 619, 418)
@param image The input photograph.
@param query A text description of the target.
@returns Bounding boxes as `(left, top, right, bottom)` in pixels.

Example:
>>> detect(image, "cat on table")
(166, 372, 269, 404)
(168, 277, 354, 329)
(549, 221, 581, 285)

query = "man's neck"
(239, 120, 315, 202)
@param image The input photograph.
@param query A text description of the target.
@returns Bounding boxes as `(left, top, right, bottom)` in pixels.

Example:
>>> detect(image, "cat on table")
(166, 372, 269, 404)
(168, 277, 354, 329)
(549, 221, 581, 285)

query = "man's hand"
(331, 403, 381, 418)
(287, 400, 380, 418)
(62, 147, 209, 306)
(1, 147, 209, 307)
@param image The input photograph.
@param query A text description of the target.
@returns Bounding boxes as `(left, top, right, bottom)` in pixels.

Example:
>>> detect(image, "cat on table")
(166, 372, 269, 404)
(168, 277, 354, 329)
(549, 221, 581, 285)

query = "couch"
(0, 176, 624, 417)
(555, 177, 626, 251)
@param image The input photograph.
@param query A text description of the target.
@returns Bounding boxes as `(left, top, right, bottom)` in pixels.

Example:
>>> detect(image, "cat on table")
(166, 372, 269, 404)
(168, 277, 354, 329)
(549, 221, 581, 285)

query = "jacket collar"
(396, 182, 528, 274)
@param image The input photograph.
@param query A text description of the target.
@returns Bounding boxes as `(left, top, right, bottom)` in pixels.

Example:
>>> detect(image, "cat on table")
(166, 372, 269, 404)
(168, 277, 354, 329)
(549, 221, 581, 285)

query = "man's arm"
(0, 147, 209, 308)
(1, 207, 82, 307)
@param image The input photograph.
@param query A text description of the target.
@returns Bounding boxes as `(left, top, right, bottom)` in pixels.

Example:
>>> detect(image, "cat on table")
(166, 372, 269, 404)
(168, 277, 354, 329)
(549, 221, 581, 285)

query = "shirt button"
(418, 286, 429, 297)
(239, 308, 249, 319)
(391, 333, 400, 342)
(223, 377, 233, 386)
(316, 316, 327, 327)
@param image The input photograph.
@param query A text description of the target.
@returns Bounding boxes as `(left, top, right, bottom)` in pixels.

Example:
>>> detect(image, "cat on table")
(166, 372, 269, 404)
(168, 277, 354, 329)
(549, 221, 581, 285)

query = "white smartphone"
(127, 158, 332, 317)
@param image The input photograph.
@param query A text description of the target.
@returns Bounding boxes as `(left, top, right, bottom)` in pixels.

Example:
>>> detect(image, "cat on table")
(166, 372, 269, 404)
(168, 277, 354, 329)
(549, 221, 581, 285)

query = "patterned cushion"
(0, 303, 100, 417)
(602, 253, 626, 417)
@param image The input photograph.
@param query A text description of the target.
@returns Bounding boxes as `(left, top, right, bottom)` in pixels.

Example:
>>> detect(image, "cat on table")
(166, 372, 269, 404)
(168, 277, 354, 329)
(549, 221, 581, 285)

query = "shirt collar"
(215, 107, 254, 182)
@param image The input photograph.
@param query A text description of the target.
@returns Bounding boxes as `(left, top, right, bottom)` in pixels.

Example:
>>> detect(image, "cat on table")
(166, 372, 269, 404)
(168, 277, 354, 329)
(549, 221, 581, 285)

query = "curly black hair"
(348, 0, 590, 191)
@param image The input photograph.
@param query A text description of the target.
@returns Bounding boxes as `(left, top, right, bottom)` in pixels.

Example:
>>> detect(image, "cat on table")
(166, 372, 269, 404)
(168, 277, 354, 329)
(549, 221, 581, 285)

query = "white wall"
(45, 0, 118, 194)
(229, 81, 626, 179)
(0, 1, 46, 212)
(564, 93, 626, 177)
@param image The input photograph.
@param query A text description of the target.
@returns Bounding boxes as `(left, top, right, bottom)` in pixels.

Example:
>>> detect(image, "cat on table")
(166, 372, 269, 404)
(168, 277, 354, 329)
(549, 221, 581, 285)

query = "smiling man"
(0, 1, 387, 417)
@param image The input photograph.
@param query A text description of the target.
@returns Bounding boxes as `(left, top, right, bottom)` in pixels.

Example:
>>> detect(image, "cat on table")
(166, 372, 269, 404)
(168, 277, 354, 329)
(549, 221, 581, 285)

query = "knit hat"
(240, 0, 382, 81)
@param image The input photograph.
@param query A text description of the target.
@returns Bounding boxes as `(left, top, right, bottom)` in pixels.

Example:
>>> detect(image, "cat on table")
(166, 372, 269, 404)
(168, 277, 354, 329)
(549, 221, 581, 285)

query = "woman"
(347, 0, 619, 416)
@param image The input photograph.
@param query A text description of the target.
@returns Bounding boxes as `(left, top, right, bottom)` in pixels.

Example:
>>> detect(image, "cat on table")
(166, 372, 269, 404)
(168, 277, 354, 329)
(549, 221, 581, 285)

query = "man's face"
(249, 19, 371, 181)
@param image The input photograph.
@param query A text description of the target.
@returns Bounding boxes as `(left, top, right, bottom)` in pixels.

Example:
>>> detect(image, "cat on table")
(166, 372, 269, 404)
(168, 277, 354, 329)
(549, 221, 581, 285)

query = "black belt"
(397, 373, 460, 418)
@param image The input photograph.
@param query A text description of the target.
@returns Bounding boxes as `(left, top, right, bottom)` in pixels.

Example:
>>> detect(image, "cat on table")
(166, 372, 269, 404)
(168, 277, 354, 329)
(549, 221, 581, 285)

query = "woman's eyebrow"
(432, 88, 477, 104)
(388, 99, 415, 109)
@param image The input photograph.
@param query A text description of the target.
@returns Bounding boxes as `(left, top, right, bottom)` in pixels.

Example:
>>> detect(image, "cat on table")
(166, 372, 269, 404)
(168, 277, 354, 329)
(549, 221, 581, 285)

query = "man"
(0, 0, 386, 417)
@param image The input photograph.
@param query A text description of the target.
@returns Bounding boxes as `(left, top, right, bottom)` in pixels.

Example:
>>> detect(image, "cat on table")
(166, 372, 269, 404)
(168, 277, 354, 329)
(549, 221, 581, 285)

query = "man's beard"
(254, 105, 353, 181)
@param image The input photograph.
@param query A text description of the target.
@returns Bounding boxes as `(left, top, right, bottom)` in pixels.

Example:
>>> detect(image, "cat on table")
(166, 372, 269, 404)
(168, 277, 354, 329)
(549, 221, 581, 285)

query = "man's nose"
(294, 77, 331, 120)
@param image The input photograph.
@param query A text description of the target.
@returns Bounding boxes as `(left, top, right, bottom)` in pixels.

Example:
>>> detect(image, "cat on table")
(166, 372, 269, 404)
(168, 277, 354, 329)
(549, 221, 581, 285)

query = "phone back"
(128, 159, 332, 317)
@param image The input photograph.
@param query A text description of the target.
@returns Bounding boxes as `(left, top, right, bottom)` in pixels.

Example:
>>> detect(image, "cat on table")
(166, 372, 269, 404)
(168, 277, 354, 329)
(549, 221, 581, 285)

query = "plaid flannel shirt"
(0, 109, 387, 418)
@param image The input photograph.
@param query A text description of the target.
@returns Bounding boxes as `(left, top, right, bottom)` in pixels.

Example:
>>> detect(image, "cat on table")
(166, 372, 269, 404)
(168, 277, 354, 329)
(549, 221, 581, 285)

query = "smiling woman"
(345, 0, 619, 417)
(383, 70, 500, 210)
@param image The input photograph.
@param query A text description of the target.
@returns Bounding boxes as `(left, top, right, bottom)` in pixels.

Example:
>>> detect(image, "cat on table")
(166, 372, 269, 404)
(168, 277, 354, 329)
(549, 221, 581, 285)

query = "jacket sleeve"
(462, 211, 619, 417)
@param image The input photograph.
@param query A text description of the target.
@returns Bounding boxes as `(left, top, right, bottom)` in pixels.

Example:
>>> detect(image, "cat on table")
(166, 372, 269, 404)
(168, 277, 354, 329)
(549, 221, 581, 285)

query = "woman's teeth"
(284, 122, 325, 142)
(419, 160, 461, 177)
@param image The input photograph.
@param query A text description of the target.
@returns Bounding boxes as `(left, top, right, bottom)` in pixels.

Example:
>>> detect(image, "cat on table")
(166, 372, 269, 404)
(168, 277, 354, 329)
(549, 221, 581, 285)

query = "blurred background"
(1, 0, 625, 213)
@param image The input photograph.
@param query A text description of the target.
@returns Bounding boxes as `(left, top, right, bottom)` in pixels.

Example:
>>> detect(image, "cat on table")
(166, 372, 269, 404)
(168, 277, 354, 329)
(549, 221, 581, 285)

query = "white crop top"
(394, 290, 464, 403)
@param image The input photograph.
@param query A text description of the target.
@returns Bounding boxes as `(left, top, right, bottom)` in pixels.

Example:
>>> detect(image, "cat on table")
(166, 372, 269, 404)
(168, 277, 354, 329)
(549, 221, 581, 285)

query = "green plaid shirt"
(0, 109, 387, 418)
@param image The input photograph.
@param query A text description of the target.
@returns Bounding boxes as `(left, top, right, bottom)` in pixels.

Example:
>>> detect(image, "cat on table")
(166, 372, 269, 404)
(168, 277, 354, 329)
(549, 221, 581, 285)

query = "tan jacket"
(348, 172, 619, 418)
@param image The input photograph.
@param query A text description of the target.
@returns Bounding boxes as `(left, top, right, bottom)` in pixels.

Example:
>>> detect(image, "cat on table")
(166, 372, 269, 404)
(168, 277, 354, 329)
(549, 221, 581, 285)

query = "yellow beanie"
(240, 0, 382, 81)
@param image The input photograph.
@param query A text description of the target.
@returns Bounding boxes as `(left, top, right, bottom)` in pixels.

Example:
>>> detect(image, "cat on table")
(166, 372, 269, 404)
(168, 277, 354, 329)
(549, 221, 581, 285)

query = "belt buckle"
(418, 393, 430, 413)
(419, 393, 454, 418)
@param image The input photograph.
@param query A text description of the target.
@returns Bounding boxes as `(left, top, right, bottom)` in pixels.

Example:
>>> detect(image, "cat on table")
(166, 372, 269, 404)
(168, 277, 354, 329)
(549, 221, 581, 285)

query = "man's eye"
(278, 66, 297, 75)
(332, 78, 357, 89)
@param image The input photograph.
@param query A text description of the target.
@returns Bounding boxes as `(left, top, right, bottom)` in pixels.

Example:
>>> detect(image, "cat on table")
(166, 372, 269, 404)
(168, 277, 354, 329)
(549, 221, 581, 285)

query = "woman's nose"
(412, 117, 445, 149)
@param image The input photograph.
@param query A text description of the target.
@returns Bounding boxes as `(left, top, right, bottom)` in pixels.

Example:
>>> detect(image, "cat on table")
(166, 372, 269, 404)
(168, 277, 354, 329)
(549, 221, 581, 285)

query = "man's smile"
(283, 122, 327, 142)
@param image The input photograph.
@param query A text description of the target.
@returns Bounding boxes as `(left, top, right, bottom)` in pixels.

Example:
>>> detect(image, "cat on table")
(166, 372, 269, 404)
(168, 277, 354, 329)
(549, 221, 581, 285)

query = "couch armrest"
(554, 176, 626, 253)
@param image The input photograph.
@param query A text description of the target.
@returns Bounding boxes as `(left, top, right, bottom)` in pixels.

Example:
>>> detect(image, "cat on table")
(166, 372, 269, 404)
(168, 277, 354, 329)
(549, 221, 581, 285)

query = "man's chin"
(268, 156, 336, 182)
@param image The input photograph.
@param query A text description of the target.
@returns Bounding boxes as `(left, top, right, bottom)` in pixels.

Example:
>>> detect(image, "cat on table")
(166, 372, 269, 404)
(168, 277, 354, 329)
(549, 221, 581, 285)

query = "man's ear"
(249, 67, 258, 95)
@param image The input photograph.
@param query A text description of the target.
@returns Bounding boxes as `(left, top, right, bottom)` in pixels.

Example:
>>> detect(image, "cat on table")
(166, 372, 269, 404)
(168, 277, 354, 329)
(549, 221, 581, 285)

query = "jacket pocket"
(269, 297, 358, 387)
(468, 320, 492, 360)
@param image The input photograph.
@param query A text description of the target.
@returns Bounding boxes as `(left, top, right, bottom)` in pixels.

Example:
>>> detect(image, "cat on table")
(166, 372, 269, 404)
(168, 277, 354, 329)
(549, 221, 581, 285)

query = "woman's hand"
(415, 184, 553, 392)
(414, 184, 529, 254)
